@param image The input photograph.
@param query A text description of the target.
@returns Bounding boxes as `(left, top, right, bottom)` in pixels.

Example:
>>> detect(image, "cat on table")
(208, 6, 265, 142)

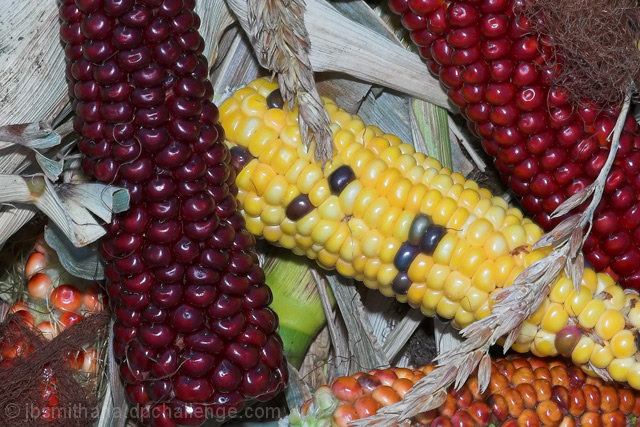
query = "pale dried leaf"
(551, 186, 593, 218)
(532, 215, 581, 249)
(382, 309, 423, 361)
(0, 206, 36, 249)
(503, 323, 524, 351)
(194, 0, 235, 62)
(228, 0, 450, 107)
(44, 224, 104, 281)
(283, 364, 312, 414)
(477, 354, 492, 393)
(512, 258, 549, 286)
(108, 321, 128, 427)
(571, 253, 585, 291)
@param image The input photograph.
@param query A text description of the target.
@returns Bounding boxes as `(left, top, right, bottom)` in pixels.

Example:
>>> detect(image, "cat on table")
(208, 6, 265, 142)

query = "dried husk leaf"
(195, 0, 235, 63)
(227, 0, 449, 107)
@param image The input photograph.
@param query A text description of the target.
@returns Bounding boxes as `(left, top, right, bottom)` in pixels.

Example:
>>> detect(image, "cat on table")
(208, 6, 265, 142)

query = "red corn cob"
(389, 0, 640, 289)
(58, 1, 288, 425)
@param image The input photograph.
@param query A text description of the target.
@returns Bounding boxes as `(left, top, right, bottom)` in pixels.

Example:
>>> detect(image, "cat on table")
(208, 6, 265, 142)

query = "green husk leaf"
(44, 223, 104, 281)
(411, 99, 452, 170)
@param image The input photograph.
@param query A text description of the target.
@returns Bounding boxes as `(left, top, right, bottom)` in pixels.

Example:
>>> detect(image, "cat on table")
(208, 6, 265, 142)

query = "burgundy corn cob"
(389, 0, 640, 289)
(58, 1, 287, 425)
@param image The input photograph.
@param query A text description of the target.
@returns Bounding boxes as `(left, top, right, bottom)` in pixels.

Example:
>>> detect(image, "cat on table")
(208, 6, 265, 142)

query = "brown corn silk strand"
(519, 0, 640, 105)
(0, 311, 109, 427)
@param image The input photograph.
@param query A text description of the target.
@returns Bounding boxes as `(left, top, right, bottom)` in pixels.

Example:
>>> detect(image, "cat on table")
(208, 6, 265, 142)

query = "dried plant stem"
(353, 87, 634, 427)
(245, 0, 332, 164)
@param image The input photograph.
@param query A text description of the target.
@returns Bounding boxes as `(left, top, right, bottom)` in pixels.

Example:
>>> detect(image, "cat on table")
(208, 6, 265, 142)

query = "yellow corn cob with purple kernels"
(219, 77, 640, 390)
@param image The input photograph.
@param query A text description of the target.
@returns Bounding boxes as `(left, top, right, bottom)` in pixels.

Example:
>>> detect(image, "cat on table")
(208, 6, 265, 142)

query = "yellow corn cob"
(220, 77, 640, 389)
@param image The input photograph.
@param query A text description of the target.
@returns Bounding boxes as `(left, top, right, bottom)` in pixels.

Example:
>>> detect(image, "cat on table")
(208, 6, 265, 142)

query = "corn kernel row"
(220, 78, 640, 390)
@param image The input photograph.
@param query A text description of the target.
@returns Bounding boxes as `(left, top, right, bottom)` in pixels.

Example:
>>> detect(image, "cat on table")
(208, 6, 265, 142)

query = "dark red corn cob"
(58, 1, 287, 425)
(389, 0, 640, 289)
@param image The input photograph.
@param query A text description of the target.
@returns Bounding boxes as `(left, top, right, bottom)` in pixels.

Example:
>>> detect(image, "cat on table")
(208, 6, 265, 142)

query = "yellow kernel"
(244, 215, 264, 237)
(263, 176, 288, 206)
(447, 207, 470, 230)
(432, 233, 457, 266)
(453, 307, 475, 329)
(347, 218, 368, 240)
(375, 168, 403, 198)
(596, 271, 616, 294)
(408, 254, 434, 284)
(271, 144, 297, 175)
(364, 198, 390, 229)
(263, 108, 287, 132)
(379, 238, 400, 264)
(280, 218, 296, 236)
(396, 153, 418, 174)
(333, 129, 355, 151)
(443, 271, 471, 301)
(278, 234, 296, 249)
(407, 283, 428, 308)
(494, 255, 515, 287)
(336, 258, 355, 278)
(281, 124, 301, 146)
(492, 197, 508, 209)
(611, 330, 636, 359)
(360, 159, 387, 188)
(458, 188, 480, 211)
(484, 206, 506, 230)
(466, 218, 494, 247)
(361, 231, 384, 258)
(456, 246, 487, 278)
(523, 223, 543, 245)
(236, 116, 263, 149)
(505, 265, 524, 287)
(432, 197, 458, 227)
(325, 222, 350, 254)
(472, 198, 493, 218)
(394, 211, 414, 242)
(471, 260, 496, 293)
(248, 126, 278, 160)
(296, 212, 320, 236)
(262, 225, 283, 242)
(503, 224, 527, 251)
(474, 299, 492, 320)
(430, 174, 453, 195)
(528, 299, 550, 325)
(405, 184, 428, 213)
(388, 178, 412, 208)
(283, 186, 300, 205)
(426, 264, 451, 291)
(378, 206, 402, 237)
(511, 342, 530, 354)
(406, 165, 425, 184)
(317, 249, 339, 269)
(346, 118, 365, 135)
(516, 321, 537, 345)
(580, 269, 598, 293)
(251, 163, 276, 195)
(311, 220, 337, 245)
(608, 357, 634, 382)
(285, 158, 308, 184)
(629, 303, 640, 329)
(317, 196, 344, 222)
(590, 344, 614, 369)
(308, 181, 331, 208)
(594, 309, 625, 341)
(380, 145, 403, 165)
(295, 234, 313, 250)
(339, 237, 361, 262)
(460, 286, 488, 312)
(296, 164, 323, 194)
(540, 303, 569, 334)
(571, 336, 595, 365)
(377, 264, 398, 287)
(420, 189, 442, 216)
(564, 286, 592, 317)
(366, 136, 391, 155)
(243, 192, 265, 217)
(436, 296, 459, 320)
(339, 181, 364, 216)
(627, 363, 640, 390)
(502, 214, 521, 227)
(351, 149, 376, 177)
(363, 258, 381, 280)
(352, 186, 378, 218)
(423, 156, 442, 171)
(332, 109, 353, 129)
(577, 299, 606, 329)
(549, 277, 573, 304)
(260, 205, 285, 226)
(533, 330, 558, 357)
(447, 184, 464, 202)
(422, 289, 443, 311)
(484, 232, 508, 259)
(601, 285, 626, 311)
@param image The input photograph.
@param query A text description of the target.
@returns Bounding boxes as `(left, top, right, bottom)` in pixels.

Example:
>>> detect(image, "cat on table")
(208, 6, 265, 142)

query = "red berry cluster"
(58, 1, 287, 425)
(389, 0, 640, 289)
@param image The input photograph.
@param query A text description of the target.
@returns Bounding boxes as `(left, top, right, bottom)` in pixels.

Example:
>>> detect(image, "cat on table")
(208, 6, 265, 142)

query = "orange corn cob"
(291, 355, 640, 426)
